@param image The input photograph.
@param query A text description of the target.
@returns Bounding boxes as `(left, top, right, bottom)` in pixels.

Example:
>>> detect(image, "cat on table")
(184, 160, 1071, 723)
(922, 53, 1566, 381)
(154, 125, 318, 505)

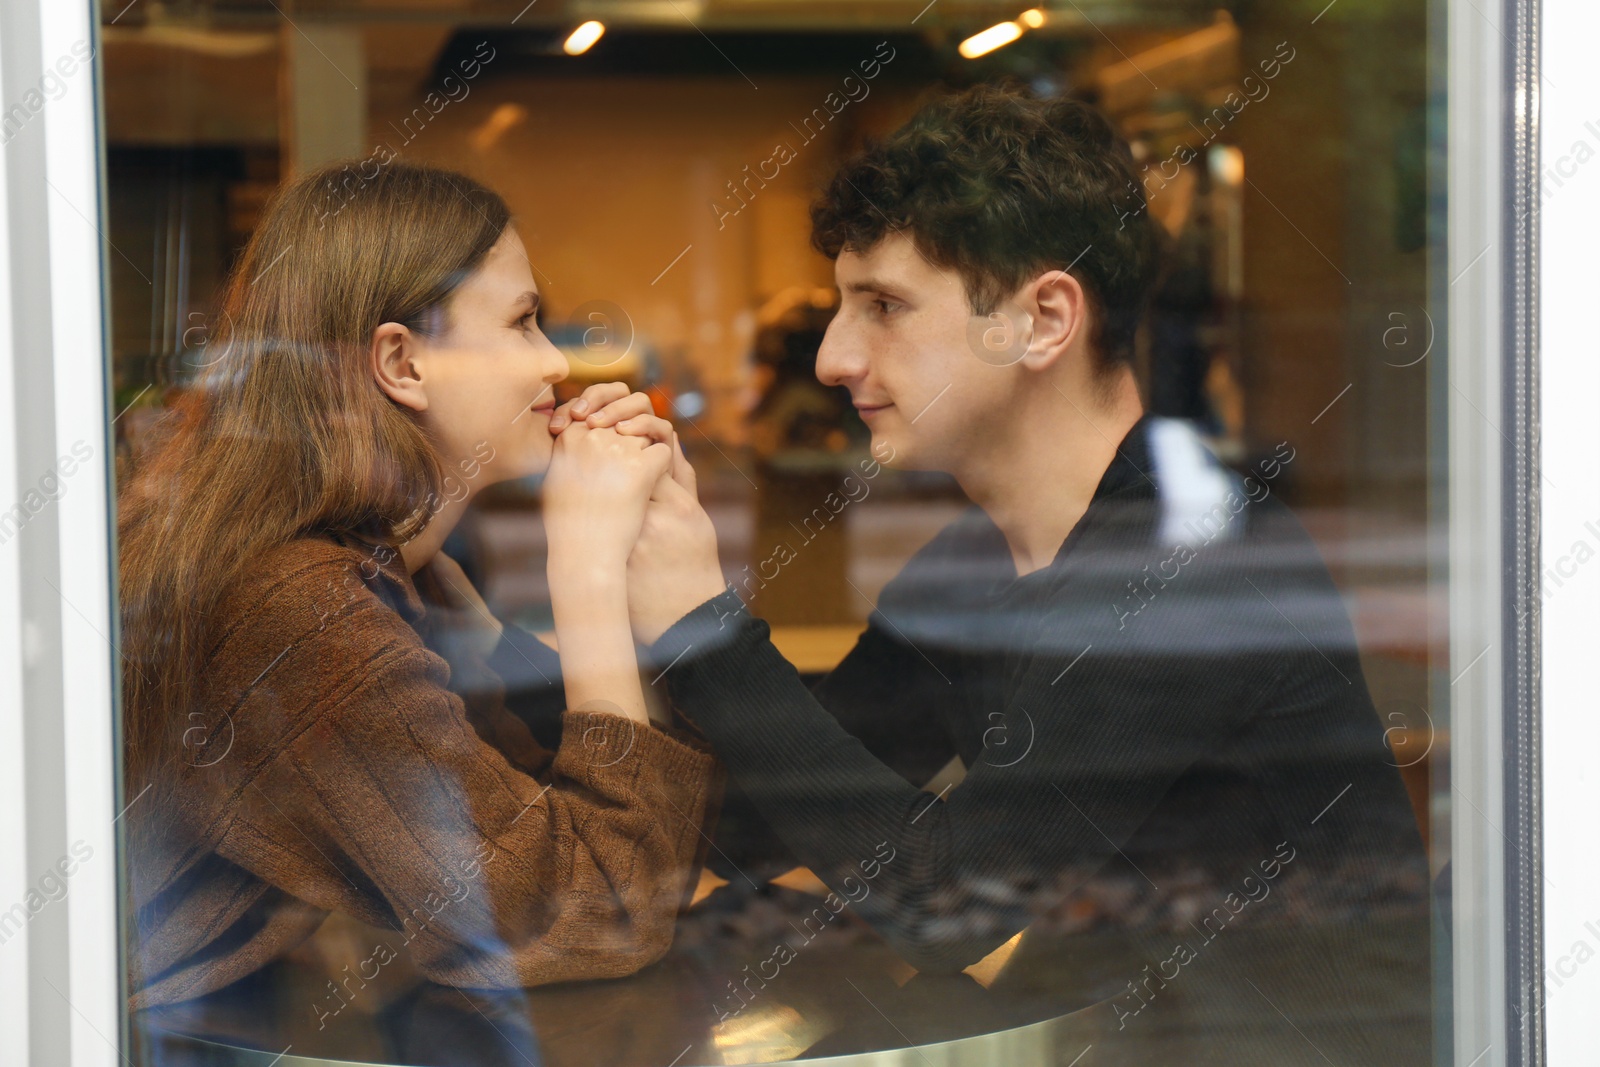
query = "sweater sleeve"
(209, 559, 718, 991)
(647, 586, 1256, 972)
(806, 612, 961, 790)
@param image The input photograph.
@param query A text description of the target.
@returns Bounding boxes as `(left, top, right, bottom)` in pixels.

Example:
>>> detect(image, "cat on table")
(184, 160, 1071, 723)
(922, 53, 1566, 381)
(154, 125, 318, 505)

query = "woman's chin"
(497, 460, 548, 486)
(508, 446, 555, 483)
(466, 444, 548, 489)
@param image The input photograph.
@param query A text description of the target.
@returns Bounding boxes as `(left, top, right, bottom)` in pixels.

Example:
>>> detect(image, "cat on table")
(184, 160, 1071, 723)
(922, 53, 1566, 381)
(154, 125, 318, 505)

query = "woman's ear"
(1020, 268, 1090, 373)
(370, 321, 428, 412)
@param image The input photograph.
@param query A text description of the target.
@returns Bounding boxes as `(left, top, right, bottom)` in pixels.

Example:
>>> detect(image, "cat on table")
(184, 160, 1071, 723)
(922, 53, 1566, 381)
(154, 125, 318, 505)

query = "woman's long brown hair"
(117, 160, 511, 847)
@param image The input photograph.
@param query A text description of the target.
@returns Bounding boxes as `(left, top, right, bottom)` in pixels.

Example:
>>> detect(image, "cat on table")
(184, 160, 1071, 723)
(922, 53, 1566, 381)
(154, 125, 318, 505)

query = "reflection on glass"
(107, 4, 1443, 1065)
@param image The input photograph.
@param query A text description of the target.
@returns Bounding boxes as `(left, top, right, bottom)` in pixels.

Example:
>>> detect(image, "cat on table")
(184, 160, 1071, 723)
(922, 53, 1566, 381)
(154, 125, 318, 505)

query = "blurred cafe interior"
(104, 0, 1443, 1062)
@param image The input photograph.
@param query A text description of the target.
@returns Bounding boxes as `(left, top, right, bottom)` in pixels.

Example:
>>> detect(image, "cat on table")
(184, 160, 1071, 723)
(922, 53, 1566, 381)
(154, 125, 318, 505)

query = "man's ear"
(1020, 268, 1091, 373)
(370, 321, 428, 413)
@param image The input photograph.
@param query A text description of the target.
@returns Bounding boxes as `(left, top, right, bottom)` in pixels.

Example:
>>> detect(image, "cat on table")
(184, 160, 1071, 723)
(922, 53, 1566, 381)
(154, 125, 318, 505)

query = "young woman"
(118, 160, 718, 1008)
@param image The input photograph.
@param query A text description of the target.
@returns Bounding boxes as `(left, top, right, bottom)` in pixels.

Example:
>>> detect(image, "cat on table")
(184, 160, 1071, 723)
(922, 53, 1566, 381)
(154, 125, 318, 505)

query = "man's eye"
(873, 299, 900, 316)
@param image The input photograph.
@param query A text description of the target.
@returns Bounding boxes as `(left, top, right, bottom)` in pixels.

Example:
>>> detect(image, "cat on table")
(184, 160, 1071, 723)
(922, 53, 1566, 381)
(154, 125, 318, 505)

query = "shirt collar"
(323, 530, 429, 627)
(1090, 411, 1158, 504)
(1026, 411, 1157, 575)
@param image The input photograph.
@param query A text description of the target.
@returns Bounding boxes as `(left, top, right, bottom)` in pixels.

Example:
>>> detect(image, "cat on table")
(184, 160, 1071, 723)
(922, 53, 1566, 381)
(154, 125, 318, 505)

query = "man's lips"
(854, 401, 893, 418)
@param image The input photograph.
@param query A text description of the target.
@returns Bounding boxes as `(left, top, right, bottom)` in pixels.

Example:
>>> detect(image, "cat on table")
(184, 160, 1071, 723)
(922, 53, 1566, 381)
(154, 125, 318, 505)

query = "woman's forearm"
(549, 562, 649, 723)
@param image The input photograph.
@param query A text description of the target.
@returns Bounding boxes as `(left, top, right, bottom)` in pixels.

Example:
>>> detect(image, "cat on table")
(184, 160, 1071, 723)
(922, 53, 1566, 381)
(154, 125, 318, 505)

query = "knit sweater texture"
(128, 536, 717, 1009)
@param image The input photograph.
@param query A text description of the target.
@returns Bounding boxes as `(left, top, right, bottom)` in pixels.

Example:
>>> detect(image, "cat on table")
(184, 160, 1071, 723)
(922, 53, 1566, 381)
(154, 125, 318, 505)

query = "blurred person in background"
(747, 287, 867, 624)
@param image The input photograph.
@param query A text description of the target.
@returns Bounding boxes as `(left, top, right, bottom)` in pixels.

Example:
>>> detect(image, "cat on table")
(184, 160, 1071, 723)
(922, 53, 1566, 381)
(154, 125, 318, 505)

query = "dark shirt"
(647, 414, 1431, 1055)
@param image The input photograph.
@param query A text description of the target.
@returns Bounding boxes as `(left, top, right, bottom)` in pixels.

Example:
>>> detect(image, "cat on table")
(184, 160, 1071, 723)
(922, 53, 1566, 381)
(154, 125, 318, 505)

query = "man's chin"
(867, 430, 922, 473)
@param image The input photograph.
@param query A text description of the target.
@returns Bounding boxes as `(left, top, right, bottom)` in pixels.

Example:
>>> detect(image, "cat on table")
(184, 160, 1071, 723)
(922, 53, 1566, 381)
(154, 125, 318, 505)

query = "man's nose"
(814, 315, 858, 387)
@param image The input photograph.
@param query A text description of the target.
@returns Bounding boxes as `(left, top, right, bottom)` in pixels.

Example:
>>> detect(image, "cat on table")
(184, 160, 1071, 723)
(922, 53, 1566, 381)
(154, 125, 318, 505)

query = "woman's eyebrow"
(514, 289, 540, 313)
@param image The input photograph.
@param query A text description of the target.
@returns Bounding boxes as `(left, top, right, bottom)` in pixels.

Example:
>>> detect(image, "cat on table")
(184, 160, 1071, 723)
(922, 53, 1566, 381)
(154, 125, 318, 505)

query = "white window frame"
(0, 0, 120, 1063)
(1537, 0, 1600, 1063)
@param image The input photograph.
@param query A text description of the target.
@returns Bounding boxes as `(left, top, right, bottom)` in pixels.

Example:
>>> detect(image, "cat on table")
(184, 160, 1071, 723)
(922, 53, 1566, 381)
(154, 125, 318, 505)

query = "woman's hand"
(628, 435, 727, 646)
(548, 383, 671, 445)
(542, 419, 674, 575)
(542, 419, 672, 725)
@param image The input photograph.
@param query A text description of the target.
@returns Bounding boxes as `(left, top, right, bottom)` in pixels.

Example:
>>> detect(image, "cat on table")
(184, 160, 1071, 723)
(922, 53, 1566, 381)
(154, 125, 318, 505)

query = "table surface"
(134, 885, 1434, 1067)
(133, 876, 1131, 1067)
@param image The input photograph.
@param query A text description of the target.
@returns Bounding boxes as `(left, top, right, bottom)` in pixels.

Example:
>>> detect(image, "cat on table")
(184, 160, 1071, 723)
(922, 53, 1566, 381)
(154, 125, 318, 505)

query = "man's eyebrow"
(842, 277, 908, 298)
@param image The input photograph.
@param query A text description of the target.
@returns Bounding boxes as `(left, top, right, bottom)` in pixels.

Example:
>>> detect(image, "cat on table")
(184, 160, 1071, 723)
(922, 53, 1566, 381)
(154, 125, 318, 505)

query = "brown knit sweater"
(128, 536, 718, 1009)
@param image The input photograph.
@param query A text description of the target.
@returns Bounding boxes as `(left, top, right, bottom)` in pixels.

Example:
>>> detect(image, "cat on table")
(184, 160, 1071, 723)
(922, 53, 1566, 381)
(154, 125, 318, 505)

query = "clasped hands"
(541, 382, 727, 647)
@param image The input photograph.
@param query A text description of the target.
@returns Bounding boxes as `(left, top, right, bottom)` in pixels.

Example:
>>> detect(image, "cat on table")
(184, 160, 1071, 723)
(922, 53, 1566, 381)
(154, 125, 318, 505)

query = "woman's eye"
(518, 312, 537, 331)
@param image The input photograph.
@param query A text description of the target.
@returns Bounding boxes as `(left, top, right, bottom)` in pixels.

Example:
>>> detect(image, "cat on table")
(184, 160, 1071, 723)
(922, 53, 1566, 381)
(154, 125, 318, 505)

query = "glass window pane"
(88, 2, 1530, 1064)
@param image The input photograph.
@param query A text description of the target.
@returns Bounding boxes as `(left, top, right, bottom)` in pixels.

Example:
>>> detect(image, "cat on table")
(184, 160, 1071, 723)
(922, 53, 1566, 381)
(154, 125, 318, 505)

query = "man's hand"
(628, 435, 727, 646)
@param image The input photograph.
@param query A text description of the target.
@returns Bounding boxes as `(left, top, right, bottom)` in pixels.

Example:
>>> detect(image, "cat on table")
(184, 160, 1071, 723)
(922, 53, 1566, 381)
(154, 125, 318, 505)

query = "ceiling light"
(563, 21, 606, 55)
(959, 21, 1024, 59)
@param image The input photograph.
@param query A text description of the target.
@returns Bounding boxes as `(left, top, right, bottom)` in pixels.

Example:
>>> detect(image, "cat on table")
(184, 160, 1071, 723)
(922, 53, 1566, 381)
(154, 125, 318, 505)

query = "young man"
(629, 85, 1430, 1060)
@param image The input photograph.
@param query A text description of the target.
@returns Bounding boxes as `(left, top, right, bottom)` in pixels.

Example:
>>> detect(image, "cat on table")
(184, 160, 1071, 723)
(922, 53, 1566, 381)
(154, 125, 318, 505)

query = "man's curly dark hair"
(811, 84, 1158, 368)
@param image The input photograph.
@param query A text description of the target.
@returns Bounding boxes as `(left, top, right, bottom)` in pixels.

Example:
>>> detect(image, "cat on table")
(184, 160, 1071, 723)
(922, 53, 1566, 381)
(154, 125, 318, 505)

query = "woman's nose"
(540, 334, 570, 383)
